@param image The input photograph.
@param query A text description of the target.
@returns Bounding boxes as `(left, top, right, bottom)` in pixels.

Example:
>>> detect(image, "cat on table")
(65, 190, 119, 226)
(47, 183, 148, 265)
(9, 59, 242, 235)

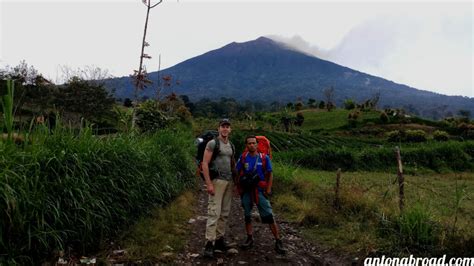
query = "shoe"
(239, 235, 254, 250)
(203, 241, 214, 258)
(214, 237, 230, 252)
(275, 239, 286, 255)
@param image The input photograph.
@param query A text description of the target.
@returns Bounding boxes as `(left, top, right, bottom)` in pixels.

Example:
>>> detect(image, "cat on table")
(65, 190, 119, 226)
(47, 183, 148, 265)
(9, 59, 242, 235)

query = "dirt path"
(175, 183, 352, 265)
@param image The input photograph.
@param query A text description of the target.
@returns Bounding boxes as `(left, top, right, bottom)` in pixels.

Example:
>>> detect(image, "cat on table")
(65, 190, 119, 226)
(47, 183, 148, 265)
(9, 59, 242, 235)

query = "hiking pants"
(241, 190, 274, 224)
(205, 178, 233, 242)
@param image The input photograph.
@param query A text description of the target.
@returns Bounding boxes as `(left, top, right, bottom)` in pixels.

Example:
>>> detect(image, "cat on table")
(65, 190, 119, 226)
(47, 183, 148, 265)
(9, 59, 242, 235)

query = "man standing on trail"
(236, 135, 286, 255)
(201, 119, 235, 258)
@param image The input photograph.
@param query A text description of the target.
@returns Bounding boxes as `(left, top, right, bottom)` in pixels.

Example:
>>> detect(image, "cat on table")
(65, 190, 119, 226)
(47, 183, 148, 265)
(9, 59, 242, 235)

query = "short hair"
(245, 135, 257, 144)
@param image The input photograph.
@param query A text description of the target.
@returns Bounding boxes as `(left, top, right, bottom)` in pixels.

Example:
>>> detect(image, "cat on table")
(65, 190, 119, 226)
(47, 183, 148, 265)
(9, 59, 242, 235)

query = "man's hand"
(206, 182, 215, 196)
(264, 187, 272, 198)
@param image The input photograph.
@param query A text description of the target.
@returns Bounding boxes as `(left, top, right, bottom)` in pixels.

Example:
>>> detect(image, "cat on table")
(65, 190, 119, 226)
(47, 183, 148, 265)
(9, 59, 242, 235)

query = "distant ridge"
(105, 37, 473, 119)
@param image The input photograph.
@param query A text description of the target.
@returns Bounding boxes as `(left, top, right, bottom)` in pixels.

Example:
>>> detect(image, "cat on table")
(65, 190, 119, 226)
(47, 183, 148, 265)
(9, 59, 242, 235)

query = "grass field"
(298, 109, 381, 131)
(271, 163, 474, 256)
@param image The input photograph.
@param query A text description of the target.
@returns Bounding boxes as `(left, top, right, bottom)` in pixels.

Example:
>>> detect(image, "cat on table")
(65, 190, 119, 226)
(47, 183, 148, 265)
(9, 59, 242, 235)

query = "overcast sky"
(1, 0, 472, 97)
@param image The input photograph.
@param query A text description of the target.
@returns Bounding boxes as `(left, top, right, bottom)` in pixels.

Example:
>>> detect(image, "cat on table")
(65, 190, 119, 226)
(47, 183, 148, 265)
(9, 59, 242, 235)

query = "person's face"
(246, 138, 257, 152)
(219, 124, 231, 137)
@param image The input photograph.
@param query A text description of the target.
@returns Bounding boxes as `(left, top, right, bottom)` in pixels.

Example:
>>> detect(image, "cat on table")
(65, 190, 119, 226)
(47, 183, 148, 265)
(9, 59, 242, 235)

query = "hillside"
(105, 37, 474, 119)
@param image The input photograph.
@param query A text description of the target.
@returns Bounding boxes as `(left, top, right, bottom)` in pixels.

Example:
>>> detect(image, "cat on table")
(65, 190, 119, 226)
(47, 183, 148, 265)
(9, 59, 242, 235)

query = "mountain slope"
(105, 37, 473, 119)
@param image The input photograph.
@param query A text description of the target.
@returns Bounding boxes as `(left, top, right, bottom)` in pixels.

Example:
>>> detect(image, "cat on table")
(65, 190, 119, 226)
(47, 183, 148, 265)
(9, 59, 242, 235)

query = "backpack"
(195, 130, 235, 180)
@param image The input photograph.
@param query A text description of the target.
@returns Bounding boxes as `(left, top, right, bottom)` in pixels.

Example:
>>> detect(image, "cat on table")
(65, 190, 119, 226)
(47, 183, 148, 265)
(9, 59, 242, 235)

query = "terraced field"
(262, 131, 383, 152)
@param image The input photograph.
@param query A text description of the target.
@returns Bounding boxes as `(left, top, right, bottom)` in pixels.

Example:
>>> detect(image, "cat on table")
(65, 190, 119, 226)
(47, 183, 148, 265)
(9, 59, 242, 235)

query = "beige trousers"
(205, 178, 233, 242)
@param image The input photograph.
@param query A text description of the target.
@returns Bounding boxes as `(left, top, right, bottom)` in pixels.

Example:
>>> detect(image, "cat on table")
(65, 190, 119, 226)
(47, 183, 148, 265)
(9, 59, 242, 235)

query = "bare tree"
(323, 86, 335, 112)
(132, 0, 163, 104)
(57, 65, 111, 85)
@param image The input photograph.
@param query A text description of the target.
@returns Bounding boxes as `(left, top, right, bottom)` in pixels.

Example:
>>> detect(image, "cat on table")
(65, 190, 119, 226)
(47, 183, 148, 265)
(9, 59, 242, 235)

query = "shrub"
(386, 130, 403, 142)
(380, 111, 389, 124)
(348, 110, 360, 128)
(136, 100, 170, 132)
(295, 101, 304, 111)
(405, 130, 427, 142)
(377, 204, 440, 254)
(433, 130, 449, 141)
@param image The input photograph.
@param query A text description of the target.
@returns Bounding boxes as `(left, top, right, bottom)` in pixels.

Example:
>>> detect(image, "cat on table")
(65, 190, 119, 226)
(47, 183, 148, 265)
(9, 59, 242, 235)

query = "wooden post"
(334, 168, 342, 210)
(395, 146, 404, 212)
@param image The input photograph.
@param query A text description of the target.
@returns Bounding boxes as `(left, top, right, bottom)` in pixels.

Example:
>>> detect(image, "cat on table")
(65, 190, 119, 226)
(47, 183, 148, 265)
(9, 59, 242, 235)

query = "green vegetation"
(1, 79, 14, 140)
(2, 60, 474, 263)
(0, 125, 195, 264)
(271, 164, 474, 256)
(274, 140, 474, 172)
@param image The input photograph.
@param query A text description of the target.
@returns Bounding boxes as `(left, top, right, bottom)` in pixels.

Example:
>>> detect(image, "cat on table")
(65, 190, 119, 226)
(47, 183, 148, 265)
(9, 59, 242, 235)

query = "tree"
(318, 100, 326, 109)
(131, 0, 163, 103)
(130, 0, 164, 129)
(344, 99, 356, 110)
(123, 98, 133, 107)
(0, 61, 56, 117)
(295, 112, 304, 127)
(458, 110, 471, 120)
(57, 65, 111, 85)
(380, 111, 389, 124)
(55, 76, 115, 122)
(179, 94, 195, 113)
(307, 98, 317, 108)
(323, 86, 335, 111)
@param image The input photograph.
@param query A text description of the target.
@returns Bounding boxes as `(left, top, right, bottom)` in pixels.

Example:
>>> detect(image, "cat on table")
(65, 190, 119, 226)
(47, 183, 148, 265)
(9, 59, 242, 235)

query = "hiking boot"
(275, 239, 286, 255)
(214, 237, 230, 252)
(239, 235, 254, 250)
(203, 241, 214, 258)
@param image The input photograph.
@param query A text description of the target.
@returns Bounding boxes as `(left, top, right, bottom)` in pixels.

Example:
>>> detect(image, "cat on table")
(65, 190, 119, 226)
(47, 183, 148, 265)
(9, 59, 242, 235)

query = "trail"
(175, 181, 352, 265)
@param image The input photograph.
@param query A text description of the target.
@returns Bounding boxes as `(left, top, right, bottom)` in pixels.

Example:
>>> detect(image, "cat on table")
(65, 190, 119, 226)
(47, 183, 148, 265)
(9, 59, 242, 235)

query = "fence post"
(395, 146, 404, 212)
(334, 168, 342, 210)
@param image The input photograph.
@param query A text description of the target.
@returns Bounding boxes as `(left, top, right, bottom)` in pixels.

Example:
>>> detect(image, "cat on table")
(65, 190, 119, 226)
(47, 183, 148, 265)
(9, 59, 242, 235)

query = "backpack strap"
(239, 151, 249, 177)
(260, 153, 267, 173)
(211, 138, 220, 162)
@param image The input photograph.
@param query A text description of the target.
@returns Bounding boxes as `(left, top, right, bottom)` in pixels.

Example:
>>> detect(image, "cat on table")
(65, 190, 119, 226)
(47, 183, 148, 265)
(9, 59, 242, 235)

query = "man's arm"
(202, 145, 215, 195)
(266, 172, 273, 195)
(233, 156, 242, 183)
(265, 156, 273, 195)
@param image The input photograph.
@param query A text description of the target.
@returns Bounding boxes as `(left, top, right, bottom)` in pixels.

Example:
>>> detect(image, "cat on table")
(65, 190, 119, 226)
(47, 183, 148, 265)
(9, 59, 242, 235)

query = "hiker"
(236, 135, 286, 255)
(201, 118, 236, 258)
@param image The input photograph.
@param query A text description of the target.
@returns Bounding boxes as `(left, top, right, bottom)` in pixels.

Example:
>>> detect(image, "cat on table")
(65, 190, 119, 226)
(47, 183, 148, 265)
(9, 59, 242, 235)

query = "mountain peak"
(255, 36, 275, 43)
(217, 36, 291, 56)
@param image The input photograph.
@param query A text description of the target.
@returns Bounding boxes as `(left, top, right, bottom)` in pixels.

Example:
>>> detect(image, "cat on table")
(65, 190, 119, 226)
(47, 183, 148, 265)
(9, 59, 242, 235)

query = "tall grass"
(1, 79, 15, 140)
(0, 125, 196, 263)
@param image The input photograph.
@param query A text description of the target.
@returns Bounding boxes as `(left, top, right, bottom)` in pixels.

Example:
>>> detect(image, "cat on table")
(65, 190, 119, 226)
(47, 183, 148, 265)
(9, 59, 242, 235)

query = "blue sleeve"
(265, 155, 272, 172)
(236, 155, 243, 172)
